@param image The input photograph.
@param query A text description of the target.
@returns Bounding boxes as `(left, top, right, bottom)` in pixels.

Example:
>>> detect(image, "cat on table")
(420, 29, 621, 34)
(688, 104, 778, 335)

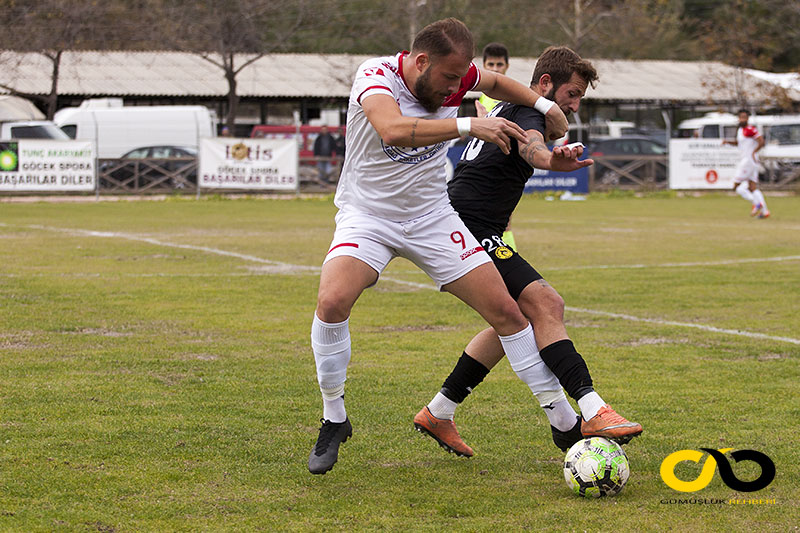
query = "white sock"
(752, 188, 767, 210)
(322, 392, 347, 423)
(543, 398, 579, 431)
(736, 181, 755, 203)
(577, 391, 606, 421)
(312, 314, 351, 422)
(498, 324, 565, 407)
(427, 392, 457, 420)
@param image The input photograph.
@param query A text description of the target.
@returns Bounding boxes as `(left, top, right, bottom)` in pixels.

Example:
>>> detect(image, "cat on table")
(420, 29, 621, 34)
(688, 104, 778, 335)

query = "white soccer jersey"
(334, 52, 480, 221)
(733, 124, 762, 181)
(736, 125, 761, 162)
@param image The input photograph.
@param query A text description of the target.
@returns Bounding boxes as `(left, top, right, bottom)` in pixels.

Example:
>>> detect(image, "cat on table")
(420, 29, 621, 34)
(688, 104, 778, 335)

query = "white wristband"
(534, 97, 555, 114)
(456, 117, 471, 137)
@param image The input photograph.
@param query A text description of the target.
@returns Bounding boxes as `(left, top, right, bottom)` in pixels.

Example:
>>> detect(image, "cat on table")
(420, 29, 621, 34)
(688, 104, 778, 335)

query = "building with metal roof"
(1, 50, 797, 132)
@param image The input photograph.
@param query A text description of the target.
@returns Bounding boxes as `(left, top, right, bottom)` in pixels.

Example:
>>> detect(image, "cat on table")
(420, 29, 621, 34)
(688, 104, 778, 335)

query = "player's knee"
(316, 289, 352, 323)
(521, 285, 564, 322)
(487, 298, 528, 332)
(541, 290, 565, 320)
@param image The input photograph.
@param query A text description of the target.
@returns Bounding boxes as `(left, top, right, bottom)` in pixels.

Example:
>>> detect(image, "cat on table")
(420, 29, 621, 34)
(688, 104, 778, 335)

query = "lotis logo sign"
(0, 142, 19, 172)
(660, 448, 775, 493)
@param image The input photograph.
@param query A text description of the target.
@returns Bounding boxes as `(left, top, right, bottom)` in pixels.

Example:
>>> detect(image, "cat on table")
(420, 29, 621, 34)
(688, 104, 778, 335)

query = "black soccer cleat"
(308, 418, 352, 475)
(551, 415, 583, 452)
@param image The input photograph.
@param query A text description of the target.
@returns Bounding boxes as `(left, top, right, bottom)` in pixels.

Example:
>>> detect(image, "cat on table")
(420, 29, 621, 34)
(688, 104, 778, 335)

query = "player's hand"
(474, 100, 489, 118)
(544, 105, 569, 141)
(470, 117, 529, 155)
(550, 142, 593, 172)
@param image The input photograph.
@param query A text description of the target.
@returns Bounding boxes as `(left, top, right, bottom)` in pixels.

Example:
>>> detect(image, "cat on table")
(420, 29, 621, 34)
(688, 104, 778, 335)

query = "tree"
(0, 1, 121, 118)
(693, 0, 800, 109)
(151, 0, 316, 131)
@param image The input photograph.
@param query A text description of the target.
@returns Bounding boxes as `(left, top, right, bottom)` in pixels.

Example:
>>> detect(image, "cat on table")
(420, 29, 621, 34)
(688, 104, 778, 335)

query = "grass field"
(1, 192, 798, 532)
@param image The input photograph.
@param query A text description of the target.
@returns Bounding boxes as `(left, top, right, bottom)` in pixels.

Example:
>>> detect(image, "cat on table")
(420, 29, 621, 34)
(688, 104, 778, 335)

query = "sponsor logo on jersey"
(494, 246, 513, 260)
(460, 246, 484, 260)
(364, 67, 385, 77)
(381, 140, 447, 165)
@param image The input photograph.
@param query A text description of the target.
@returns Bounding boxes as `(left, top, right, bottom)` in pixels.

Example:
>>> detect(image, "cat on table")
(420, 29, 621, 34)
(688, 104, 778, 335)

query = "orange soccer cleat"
(413, 406, 474, 457)
(581, 404, 643, 445)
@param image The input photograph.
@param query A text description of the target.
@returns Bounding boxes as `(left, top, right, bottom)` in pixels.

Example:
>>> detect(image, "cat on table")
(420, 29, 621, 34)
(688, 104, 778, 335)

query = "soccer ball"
(563, 437, 630, 498)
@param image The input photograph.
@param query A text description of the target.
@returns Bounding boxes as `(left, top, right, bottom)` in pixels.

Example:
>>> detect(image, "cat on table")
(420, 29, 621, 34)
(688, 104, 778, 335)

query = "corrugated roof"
(0, 50, 796, 103)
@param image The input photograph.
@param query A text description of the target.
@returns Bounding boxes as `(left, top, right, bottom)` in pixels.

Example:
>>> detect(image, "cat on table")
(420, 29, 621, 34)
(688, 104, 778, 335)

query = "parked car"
(55, 101, 216, 158)
(586, 136, 668, 187)
(100, 145, 198, 189)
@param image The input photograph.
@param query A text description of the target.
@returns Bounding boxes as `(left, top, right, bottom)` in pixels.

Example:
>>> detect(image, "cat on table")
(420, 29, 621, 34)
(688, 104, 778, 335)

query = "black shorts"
(469, 224, 542, 300)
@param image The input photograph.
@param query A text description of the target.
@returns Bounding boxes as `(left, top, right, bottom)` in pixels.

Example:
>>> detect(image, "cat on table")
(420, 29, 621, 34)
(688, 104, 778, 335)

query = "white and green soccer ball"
(563, 437, 630, 498)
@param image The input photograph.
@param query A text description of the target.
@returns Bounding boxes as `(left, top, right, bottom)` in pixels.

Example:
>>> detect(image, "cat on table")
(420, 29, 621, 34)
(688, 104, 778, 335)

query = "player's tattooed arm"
(519, 131, 551, 169)
(518, 130, 591, 172)
(410, 119, 418, 144)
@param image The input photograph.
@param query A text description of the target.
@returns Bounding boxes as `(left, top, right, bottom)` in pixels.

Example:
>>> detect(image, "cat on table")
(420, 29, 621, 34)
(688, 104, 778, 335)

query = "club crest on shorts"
(494, 246, 513, 259)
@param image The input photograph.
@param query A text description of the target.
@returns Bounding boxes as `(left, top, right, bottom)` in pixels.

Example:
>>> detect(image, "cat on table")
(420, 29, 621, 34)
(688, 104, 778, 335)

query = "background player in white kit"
(308, 18, 571, 475)
(723, 109, 770, 218)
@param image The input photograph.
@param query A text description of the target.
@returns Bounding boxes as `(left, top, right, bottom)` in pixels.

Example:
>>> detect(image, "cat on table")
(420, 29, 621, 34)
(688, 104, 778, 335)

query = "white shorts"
(324, 204, 491, 289)
(734, 157, 759, 183)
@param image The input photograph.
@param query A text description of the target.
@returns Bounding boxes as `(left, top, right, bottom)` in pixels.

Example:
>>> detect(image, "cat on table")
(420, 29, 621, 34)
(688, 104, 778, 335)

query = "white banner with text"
(668, 139, 741, 189)
(199, 138, 298, 191)
(0, 140, 95, 191)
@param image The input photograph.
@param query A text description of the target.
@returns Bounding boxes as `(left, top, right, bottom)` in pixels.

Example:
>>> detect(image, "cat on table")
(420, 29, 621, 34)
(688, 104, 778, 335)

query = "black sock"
(539, 339, 594, 401)
(440, 352, 490, 403)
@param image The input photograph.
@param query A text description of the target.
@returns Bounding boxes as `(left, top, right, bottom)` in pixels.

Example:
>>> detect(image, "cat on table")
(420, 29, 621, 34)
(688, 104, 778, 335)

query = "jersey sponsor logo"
(381, 140, 447, 165)
(363, 67, 385, 77)
(494, 246, 513, 260)
(460, 246, 484, 260)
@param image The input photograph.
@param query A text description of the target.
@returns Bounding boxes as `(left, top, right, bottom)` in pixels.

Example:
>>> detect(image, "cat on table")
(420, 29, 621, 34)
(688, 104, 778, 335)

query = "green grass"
(1, 193, 798, 532)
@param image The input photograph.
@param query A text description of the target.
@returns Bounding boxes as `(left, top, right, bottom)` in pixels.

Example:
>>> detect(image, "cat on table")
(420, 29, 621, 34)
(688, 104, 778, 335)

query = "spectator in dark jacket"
(313, 125, 336, 182)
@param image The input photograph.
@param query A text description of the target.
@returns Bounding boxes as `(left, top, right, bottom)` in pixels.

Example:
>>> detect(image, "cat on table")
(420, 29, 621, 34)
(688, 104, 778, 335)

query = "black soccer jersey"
(447, 102, 545, 234)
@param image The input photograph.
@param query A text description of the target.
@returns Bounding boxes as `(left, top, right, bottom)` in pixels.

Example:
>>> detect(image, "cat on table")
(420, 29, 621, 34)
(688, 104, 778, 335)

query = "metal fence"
(90, 154, 799, 194)
(96, 155, 342, 193)
(589, 155, 799, 191)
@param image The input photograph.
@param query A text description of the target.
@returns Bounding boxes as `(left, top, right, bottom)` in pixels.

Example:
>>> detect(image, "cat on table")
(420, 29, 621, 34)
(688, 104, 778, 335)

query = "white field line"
(547, 255, 800, 271)
(4, 222, 799, 345)
(566, 307, 800, 346)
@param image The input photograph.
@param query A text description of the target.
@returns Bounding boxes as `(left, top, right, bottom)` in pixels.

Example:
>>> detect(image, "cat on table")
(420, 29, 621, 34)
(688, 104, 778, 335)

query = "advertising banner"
(524, 166, 590, 194)
(446, 143, 590, 193)
(669, 139, 740, 189)
(199, 138, 298, 191)
(0, 140, 95, 191)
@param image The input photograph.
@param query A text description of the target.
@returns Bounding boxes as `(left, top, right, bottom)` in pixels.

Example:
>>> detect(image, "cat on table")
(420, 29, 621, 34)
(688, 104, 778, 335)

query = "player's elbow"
(379, 130, 405, 146)
(377, 122, 413, 146)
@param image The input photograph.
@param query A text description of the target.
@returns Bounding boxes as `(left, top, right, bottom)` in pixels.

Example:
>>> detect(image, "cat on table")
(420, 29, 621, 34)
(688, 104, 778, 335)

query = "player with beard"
(414, 46, 643, 456)
(307, 19, 572, 474)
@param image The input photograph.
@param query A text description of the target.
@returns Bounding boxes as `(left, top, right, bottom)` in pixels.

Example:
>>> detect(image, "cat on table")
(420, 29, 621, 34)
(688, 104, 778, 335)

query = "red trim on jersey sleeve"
(357, 85, 393, 104)
(443, 62, 479, 107)
(742, 125, 759, 138)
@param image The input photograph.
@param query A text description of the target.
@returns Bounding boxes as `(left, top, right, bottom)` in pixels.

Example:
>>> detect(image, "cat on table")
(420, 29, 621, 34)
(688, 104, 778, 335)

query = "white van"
(54, 103, 217, 158)
(0, 120, 71, 140)
(0, 95, 71, 141)
(677, 112, 800, 162)
(587, 120, 636, 140)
